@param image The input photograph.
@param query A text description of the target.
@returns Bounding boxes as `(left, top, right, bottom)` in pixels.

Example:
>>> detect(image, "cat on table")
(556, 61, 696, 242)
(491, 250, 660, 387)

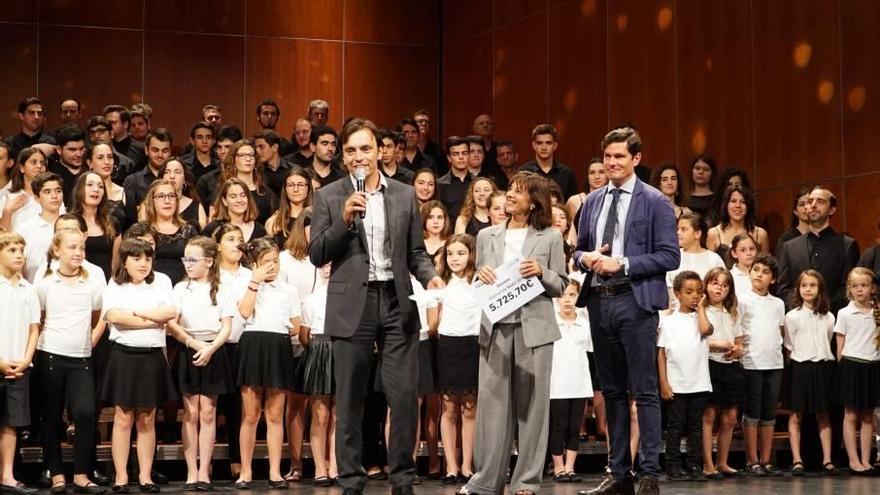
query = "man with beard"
(104, 104, 147, 171)
(5, 97, 56, 159)
(305, 125, 346, 187)
(122, 128, 172, 224)
(48, 125, 87, 201)
(256, 98, 293, 156)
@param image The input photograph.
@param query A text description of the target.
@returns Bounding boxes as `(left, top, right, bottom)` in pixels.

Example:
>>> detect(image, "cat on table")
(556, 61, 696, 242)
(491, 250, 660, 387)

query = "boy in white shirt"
(657, 271, 713, 481)
(739, 254, 786, 476)
(0, 231, 40, 494)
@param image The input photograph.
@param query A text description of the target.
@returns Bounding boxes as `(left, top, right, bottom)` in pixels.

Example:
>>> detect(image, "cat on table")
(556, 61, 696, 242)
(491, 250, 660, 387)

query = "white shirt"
(593, 174, 636, 258)
(301, 286, 327, 336)
(438, 275, 481, 337)
(657, 311, 712, 393)
(102, 276, 174, 348)
(220, 266, 252, 343)
(706, 305, 744, 363)
(730, 265, 751, 300)
(412, 275, 438, 341)
(34, 259, 105, 284)
(550, 311, 594, 399)
(279, 251, 317, 303)
(666, 249, 725, 288)
(173, 280, 237, 342)
(0, 190, 40, 233)
(0, 274, 40, 362)
(834, 301, 880, 361)
(351, 174, 393, 281)
(18, 215, 54, 283)
(784, 307, 835, 362)
(235, 279, 301, 335)
(739, 291, 786, 370)
(37, 271, 105, 357)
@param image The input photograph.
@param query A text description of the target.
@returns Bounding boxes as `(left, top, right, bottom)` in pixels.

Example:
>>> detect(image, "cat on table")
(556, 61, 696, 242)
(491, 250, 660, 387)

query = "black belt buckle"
(596, 283, 632, 296)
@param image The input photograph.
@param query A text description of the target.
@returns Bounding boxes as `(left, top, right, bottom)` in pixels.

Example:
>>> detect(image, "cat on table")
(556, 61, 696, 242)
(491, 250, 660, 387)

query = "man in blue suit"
(574, 127, 679, 495)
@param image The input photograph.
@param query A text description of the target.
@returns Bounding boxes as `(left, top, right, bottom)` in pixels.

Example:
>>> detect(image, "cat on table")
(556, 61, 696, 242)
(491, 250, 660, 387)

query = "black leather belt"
(594, 283, 633, 296)
(367, 280, 394, 289)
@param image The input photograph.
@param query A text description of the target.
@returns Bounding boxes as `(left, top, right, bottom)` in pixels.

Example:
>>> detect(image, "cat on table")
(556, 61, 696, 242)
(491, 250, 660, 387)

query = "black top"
(775, 227, 804, 257)
(250, 186, 276, 225)
(113, 136, 147, 173)
(196, 169, 222, 211)
(272, 216, 297, 249)
(122, 166, 161, 225)
(520, 160, 578, 200)
(86, 233, 114, 281)
(180, 199, 202, 228)
(111, 151, 137, 187)
(858, 244, 880, 275)
(262, 159, 292, 197)
(382, 165, 415, 185)
(465, 216, 491, 237)
(437, 171, 473, 220)
(401, 149, 436, 174)
(686, 193, 715, 218)
(4, 130, 55, 159)
(282, 149, 313, 167)
(476, 163, 509, 190)
(153, 223, 200, 285)
(181, 152, 220, 188)
(306, 160, 347, 188)
(421, 140, 448, 177)
(778, 226, 860, 313)
(48, 159, 85, 204)
(203, 220, 267, 243)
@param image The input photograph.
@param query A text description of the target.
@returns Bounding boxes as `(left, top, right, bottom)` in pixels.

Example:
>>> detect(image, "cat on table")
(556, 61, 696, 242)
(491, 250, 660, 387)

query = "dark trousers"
(743, 369, 782, 426)
(333, 283, 418, 490)
(664, 392, 708, 470)
(549, 398, 586, 456)
(35, 351, 97, 476)
(587, 291, 661, 479)
(219, 343, 242, 463)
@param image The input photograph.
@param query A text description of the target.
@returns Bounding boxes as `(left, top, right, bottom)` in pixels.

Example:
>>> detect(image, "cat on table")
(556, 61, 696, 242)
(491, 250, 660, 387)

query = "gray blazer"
(309, 175, 438, 338)
(475, 224, 568, 348)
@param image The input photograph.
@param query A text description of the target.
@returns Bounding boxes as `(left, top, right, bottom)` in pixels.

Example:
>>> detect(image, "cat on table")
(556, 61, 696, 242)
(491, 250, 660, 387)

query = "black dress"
(180, 199, 203, 229)
(465, 216, 491, 237)
(202, 220, 267, 243)
(153, 223, 199, 285)
(86, 234, 114, 281)
(687, 193, 715, 218)
(250, 186, 277, 225)
(272, 216, 297, 249)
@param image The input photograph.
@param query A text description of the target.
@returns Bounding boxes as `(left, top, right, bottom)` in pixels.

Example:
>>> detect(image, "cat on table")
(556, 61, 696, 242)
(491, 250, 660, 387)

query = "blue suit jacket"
(573, 178, 680, 311)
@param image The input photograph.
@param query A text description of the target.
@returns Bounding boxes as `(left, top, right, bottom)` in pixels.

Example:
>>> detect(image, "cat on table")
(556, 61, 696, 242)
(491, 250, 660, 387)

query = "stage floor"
(37, 475, 877, 495)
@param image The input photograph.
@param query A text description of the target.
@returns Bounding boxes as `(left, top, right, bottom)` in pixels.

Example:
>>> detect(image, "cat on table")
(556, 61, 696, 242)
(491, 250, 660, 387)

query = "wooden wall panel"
(843, 174, 880, 248)
(607, 0, 677, 165)
(493, 14, 548, 159)
(244, 38, 343, 138)
(840, 0, 880, 176)
(344, 44, 438, 130)
(245, 0, 343, 39)
(752, 0, 842, 190)
(442, 0, 492, 45)
(0, 0, 36, 23)
(494, 0, 546, 26)
(0, 25, 38, 136)
(442, 34, 493, 140)
(40, 0, 143, 29)
(38, 27, 143, 123)
(345, 0, 438, 46)
(143, 32, 245, 145)
(549, 0, 608, 173)
(146, 0, 245, 34)
(676, 0, 753, 174)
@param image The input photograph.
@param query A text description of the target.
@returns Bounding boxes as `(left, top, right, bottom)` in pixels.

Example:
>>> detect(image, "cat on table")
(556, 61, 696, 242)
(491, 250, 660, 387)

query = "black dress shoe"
(0, 484, 38, 495)
(577, 476, 634, 495)
(73, 484, 107, 494)
(233, 481, 250, 490)
(91, 471, 113, 487)
(138, 484, 159, 493)
(195, 482, 213, 491)
(636, 477, 659, 495)
(110, 485, 129, 494)
(149, 471, 168, 486)
(39, 470, 53, 489)
(51, 483, 68, 494)
(266, 479, 287, 489)
(391, 485, 414, 495)
(181, 484, 197, 492)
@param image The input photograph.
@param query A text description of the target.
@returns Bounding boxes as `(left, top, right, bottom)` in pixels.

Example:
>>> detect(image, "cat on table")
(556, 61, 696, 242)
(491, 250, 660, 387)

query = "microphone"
(355, 168, 366, 219)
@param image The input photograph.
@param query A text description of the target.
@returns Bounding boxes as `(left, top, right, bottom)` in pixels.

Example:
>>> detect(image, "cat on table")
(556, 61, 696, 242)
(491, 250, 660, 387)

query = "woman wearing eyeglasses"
(159, 157, 207, 230)
(215, 140, 276, 225)
(138, 180, 200, 286)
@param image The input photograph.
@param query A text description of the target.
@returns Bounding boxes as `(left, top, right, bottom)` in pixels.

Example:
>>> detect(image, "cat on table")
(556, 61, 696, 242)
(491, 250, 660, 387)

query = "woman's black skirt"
(295, 336, 334, 395)
(835, 357, 880, 410)
(236, 331, 296, 391)
(99, 344, 178, 408)
(785, 359, 834, 414)
(174, 342, 235, 397)
(436, 335, 479, 396)
(707, 360, 744, 407)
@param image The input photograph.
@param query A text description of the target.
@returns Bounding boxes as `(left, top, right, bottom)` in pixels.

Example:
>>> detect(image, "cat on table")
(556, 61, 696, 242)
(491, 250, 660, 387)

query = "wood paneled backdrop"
(0, 0, 441, 147)
(3, 0, 879, 249)
(442, 0, 880, 251)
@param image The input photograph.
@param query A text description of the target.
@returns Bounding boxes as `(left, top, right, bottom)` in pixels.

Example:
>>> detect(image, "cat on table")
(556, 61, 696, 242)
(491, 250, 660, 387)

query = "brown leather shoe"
(577, 476, 635, 495)
(636, 477, 659, 495)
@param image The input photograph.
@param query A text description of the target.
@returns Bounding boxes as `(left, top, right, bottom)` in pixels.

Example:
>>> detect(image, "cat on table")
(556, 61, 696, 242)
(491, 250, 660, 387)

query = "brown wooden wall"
(0, 0, 441, 148)
(442, 0, 880, 250)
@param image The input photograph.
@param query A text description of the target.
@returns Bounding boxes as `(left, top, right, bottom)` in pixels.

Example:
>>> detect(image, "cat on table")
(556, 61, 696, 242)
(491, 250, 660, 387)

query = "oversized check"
(473, 256, 545, 324)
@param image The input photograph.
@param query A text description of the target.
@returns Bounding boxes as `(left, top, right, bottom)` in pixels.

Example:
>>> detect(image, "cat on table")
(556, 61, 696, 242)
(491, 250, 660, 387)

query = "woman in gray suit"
(458, 172, 568, 495)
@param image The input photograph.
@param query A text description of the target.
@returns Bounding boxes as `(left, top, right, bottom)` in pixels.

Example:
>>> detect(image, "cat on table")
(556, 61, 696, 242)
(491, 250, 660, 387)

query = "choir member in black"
(453, 177, 497, 237)
(413, 168, 438, 207)
(123, 129, 173, 226)
(215, 140, 275, 225)
(159, 158, 207, 230)
(304, 126, 346, 187)
(378, 129, 415, 184)
(413, 110, 448, 176)
(139, 179, 199, 286)
(399, 118, 435, 172)
(685, 155, 717, 217)
(86, 142, 125, 214)
(253, 130, 292, 197)
(104, 104, 147, 174)
(69, 172, 120, 280)
(265, 168, 313, 248)
(437, 136, 473, 221)
(519, 124, 577, 200)
(707, 167, 752, 225)
(4, 97, 56, 159)
(649, 162, 692, 221)
(48, 125, 86, 202)
(196, 125, 242, 207)
(85, 117, 136, 186)
(775, 188, 811, 255)
(282, 118, 314, 166)
(182, 122, 219, 187)
(204, 178, 267, 243)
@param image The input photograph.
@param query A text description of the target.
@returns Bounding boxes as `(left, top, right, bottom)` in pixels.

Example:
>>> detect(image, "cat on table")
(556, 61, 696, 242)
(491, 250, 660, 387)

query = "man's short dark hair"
(392, 131, 405, 147)
(32, 172, 63, 195)
(86, 116, 110, 132)
(55, 125, 86, 147)
(216, 125, 243, 143)
(446, 136, 469, 153)
(339, 119, 378, 147)
(145, 128, 173, 148)
(310, 125, 337, 146)
(465, 135, 483, 147)
(531, 124, 558, 141)
(18, 97, 43, 114)
(496, 139, 514, 150)
(189, 121, 214, 139)
(253, 129, 281, 148)
(601, 126, 641, 156)
(103, 104, 131, 123)
(256, 98, 280, 117)
(377, 129, 405, 147)
(397, 118, 419, 131)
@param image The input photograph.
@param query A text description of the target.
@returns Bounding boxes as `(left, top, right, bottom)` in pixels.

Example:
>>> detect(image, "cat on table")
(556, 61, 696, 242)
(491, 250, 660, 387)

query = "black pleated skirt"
(437, 335, 479, 396)
(785, 360, 834, 414)
(707, 360, 744, 407)
(295, 336, 334, 395)
(236, 331, 295, 391)
(835, 357, 880, 410)
(99, 344, 178, 408)
(418, 337, 437, 395)
(174, 343, 235, 396)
